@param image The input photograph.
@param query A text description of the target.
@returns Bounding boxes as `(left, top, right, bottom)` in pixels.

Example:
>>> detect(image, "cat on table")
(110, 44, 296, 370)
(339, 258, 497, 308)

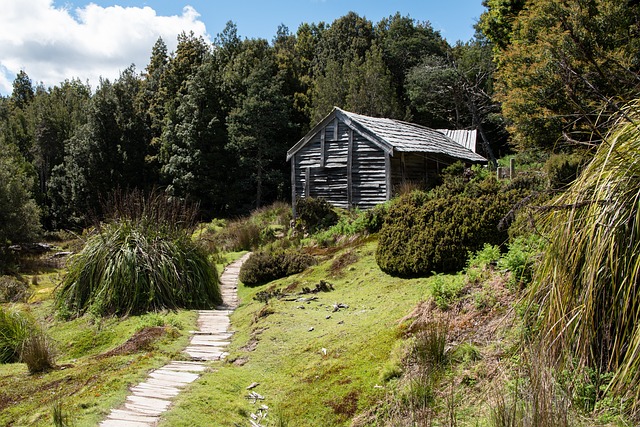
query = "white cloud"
(0, 0, 210, 95)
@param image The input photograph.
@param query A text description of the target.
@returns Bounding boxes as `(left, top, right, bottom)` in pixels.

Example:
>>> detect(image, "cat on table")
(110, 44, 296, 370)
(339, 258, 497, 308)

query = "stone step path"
(99, 253, 251, 427)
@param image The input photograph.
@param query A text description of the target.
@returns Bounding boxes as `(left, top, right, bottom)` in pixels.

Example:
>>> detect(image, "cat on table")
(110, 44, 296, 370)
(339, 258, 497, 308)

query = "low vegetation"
(2, 136, 640, 426)
(55, 192, 221, 317)
(376, 170, 528, 276)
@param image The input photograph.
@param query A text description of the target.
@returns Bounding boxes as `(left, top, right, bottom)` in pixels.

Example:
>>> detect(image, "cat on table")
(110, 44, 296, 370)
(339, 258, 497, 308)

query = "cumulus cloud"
(0, 0, 210, 95)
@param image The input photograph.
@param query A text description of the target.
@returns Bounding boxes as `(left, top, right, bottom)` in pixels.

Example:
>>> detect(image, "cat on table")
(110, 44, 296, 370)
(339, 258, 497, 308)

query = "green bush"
(55, 192, 221, 317)
(376, 182, 524, 276)
(239, 249, 316, 287)
(543, 152, 585, 190)
(0, 275, 31, 303)
(498, 235, 543, 289)
(295, 197, 338, 233)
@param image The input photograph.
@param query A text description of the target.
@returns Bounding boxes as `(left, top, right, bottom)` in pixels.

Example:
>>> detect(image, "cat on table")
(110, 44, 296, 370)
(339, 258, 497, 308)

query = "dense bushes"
(201, 202, 293, 252)
(376, 178, 525, 276)
(55, 191, 221, 317)
(239, 249, 316, 287)
(295, 197, 338, 233)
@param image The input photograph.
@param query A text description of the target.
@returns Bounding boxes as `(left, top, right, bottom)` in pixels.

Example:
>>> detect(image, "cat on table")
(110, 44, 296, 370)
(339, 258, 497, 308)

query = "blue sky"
(0, 0, 486, 95)
(60, 0, 486, 42)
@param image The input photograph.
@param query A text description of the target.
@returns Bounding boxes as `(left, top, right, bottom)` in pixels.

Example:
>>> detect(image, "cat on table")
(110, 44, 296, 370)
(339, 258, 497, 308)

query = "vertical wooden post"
(320, 131, 326, 167)
(305, 167, 310, 198)
(347, 129, 353, 208)
(333, 118, 338, 140)
(291, 154, 297, 218)
(401, 152, 406, 184)
(385, 152, 392, 201)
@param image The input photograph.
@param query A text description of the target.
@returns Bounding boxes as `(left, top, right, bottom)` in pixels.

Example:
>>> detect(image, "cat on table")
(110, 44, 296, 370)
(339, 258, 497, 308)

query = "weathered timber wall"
(292, 119, 387, 210)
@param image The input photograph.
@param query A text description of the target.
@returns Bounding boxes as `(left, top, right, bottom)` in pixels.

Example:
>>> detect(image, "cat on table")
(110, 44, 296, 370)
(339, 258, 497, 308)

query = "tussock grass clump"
(0, 306, 54, 372)
(0, 306, 31, 363)
(201, 202, 293, 252)
(530, 100, 640, 411)
(55, 190, 221, 317)
(20, 330, 55, 373)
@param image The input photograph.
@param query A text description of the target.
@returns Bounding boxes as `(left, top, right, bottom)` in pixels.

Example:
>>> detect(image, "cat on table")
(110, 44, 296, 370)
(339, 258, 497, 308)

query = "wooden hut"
(286, 107, 487, 211)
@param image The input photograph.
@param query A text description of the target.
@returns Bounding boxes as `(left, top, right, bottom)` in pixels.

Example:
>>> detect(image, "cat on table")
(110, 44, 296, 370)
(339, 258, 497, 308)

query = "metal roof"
(287, 107, 487, 164)
(437, 129, 478, 153)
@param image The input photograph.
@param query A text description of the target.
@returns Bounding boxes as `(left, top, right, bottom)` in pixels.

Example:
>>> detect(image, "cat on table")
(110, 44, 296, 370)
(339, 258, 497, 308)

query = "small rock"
(325, 315, 331, 319)
(308, 327, 314, 332)
(338, 320, 344, 325)
(246, 382, 260, 390)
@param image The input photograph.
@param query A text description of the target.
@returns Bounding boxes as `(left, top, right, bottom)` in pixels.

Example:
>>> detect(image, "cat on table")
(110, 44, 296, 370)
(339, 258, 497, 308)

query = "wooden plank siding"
(288, 108, 487, 213)
(291, 121, 388, 210)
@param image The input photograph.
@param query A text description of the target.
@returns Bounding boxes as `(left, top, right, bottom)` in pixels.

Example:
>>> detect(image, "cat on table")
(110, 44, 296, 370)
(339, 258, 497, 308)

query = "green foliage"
(0, 147, 41, 271)
(376, 178, 524, 276)
(239, 248, 315, 287)
(295, 197, 338, 233)
(530, 100, 640, 411)
(0, 306, 31, 363)
(432, 274, 465, 310)
(0, 275, 31, 303)
(55, 192, 221, 317)
(485, 0, 640, 149)
(467, 243, 502, 270)
(499, 235, 543, 289)
(543, 152, 586, 190)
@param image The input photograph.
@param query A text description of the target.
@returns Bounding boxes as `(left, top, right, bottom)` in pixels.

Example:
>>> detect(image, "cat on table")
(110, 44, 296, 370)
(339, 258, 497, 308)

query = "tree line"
(2, 1, 639, 240)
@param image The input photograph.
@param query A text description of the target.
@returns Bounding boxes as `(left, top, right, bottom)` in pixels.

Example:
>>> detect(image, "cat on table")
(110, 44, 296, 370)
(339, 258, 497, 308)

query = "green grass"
(160, 240, 433, 426)
(0, 301, 197, 426)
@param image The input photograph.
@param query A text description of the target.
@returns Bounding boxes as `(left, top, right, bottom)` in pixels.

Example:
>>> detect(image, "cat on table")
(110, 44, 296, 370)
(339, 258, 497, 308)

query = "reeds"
(55, 190, 221, 317)
(530, 99, 640, 410)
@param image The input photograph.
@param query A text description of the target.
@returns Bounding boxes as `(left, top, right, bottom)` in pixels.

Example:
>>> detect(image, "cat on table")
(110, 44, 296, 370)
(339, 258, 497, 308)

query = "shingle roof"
(287, 107, 487, 163)
(338, 108, 487, 163)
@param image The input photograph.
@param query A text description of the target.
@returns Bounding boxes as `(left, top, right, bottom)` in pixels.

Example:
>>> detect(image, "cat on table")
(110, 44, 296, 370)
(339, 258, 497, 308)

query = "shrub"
(543, 152, 585, 190)
(0, 275, 31, 303)
(239, 249, 316, 287)
(55, 191, 221, 317)
(376, 182, 524, 276)
(295, 197, 338, 233)
(498, 235, 543, 289)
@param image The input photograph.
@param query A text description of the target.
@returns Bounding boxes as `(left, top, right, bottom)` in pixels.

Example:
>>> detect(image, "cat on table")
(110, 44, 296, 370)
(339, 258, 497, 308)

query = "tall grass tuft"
(0, 306, 54, 372)
(530, 99, 640, 411)
(55, 190, 221, 317)
(20, 329, 55, 373)
(0, 306, 31, 363)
